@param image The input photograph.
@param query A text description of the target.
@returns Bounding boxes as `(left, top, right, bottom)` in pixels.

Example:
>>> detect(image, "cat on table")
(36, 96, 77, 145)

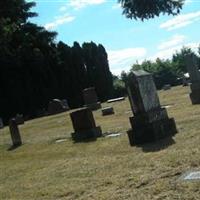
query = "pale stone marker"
(126, 70, 177, 145)
(83, 87, 101, 110)
(185, 54, 200, 104)
(107, 97, 125, 103)
(9, 118, 22, 147)
(70, 108, 102, 141)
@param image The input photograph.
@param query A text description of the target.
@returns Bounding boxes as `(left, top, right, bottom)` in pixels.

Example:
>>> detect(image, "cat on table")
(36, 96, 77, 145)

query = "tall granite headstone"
(9, 118, 22, 147)
(83, 87, 101, 110)
(127, 70, 177, 145)
(185, 54, 200, 104)
(70, 108, 102, 141)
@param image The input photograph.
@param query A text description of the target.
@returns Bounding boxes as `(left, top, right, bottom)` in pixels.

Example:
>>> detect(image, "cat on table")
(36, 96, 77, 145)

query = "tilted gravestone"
(126, 70, 177, 145)
(48, 99, 69, 115)
(83, 87, 101, 110)
(0, 118, 3, 129)
(70, 108, 102, 141)
(9, 118, 22, 147)
(185, 54, 200, 104)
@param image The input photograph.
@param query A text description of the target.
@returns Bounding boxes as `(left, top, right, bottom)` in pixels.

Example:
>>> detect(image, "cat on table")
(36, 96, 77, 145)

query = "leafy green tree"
(118, 0, 184, 20)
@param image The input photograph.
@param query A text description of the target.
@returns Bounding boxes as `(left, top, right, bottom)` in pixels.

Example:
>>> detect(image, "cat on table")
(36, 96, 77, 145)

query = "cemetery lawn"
(0, 85, 200, 200)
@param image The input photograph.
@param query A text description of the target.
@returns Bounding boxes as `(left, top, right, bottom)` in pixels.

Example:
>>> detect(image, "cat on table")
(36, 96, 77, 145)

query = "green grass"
(0, 85, 200, 200)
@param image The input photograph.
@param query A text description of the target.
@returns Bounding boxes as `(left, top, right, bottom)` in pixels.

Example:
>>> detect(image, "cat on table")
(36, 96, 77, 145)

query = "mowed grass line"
(0, 85, 200, 200)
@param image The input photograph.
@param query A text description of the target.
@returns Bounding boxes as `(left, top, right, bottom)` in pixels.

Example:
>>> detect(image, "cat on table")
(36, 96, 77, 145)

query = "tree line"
(0, 1, 113, 123)
(117, 46, 200, 93)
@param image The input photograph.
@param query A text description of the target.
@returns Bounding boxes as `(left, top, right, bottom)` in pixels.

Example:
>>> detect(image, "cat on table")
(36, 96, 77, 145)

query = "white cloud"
(107, 48, 147, 75)
(160, 11, 200, 31)
(45, 14, 75, 30)
(158, 34, 186, 50)
(68, 0, 106, 10)
(59, 6, 67, 12)
(150, 42, 199, 61)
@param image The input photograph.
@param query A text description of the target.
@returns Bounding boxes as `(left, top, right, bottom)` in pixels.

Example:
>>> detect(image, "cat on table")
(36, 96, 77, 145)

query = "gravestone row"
(8, 67, 197, 147)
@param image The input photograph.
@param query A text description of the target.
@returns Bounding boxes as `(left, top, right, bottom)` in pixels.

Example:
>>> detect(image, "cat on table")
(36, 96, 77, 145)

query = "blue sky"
(29, 0, 200, 75)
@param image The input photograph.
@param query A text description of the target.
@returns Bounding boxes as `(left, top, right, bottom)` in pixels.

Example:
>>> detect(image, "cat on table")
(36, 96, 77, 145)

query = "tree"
(118, 0, 184, 20)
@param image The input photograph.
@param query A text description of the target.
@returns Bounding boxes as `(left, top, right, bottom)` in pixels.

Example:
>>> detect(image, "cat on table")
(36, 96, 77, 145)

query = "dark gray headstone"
(102, 107, 114, 116)
(70, 108, 102, 141)
(127, 70, 177, 145)
(83, 87, 101, 110)
(9, 118, 22, 147)
(127, 70, 160, 114)
(185, 54, 200, 104)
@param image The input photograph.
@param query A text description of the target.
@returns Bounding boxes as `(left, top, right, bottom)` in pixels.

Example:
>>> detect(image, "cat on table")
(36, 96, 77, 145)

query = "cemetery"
(0, 0, 200, 199)
(0, 84, 200, 199)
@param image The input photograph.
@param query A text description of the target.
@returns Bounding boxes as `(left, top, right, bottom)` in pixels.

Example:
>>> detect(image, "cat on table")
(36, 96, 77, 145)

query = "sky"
(28, 0, 200, 75)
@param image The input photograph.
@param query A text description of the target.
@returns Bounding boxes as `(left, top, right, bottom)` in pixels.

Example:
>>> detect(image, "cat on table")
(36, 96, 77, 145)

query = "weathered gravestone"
(48, 99, 69, 115)
(9, 118, 22, 147)
(126, 70, 177, 145)
(70, 108, 102, 141)
(15, 114, 24, 125)
(83, 87, 101, 110)
(101, 107, 114, 116)
(185, 54, 200, 104)
(0, 118, 3, 129)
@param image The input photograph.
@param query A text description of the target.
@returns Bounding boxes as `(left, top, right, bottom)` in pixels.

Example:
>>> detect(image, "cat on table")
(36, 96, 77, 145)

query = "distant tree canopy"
(118, 0, 184, 20)
(0, 0, 114, 123)
(119, 46, 200, 90)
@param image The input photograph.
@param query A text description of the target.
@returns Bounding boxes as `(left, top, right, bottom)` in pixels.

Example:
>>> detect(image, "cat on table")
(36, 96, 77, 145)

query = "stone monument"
(48, 99, 69, 115)
(126, 70, 177, 145)
(185, 54, 200, 104)
(9, 118, 22, 147)
(83, 87, 101, 110)
(70, 107, 102, 141)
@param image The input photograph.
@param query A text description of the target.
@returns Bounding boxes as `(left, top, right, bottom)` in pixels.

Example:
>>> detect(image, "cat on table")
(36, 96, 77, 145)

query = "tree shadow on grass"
(139, 137, 175, 152)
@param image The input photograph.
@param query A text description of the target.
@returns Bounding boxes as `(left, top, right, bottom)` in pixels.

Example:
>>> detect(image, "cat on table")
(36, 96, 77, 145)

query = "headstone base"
(84, 102, 101, 110)
(71, 126, 102, 141)
(190, 90, 200, 104)
(127, 116, 177, 145)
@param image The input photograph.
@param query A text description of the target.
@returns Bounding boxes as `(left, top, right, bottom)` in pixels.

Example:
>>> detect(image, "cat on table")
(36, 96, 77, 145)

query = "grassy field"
(0, 85, 200, 200)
